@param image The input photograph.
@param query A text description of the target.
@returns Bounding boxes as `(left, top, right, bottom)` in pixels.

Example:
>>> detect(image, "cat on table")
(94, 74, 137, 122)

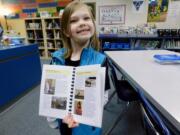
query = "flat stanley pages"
(39, 64, 105, 128)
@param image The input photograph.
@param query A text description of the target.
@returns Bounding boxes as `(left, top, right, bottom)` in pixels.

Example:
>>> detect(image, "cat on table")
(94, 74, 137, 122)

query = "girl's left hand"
(63, 113, 79, 128)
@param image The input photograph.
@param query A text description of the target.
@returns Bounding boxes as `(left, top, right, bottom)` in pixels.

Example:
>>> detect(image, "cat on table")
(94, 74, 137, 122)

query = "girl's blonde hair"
(61, 0, 100, 58)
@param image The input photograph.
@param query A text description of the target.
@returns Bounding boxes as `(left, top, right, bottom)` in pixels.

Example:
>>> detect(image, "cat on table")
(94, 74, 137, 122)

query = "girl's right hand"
(63, 113, 79, 128)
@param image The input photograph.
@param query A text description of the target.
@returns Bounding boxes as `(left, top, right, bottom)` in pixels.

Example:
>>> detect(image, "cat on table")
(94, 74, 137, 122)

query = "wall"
(7, 19, 26, 36)
(1, 0, 180, 39)
(82, 0, 180, 29)
(95, 0, 148, 28)
(0, 0, 71, 38)
(0, 0, 6, 32)
(0, 16, 26, 38)
(157, 1, 180, 28)
(0, 0, 26, 37)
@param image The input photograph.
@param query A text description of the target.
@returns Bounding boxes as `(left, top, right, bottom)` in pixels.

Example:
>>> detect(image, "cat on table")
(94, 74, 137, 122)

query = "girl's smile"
(76, 28, 90, 35)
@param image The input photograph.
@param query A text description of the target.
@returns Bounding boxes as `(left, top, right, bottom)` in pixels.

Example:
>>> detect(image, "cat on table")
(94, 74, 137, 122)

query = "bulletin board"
(99, 5, 126, 25)
(1, 0, 72, 19)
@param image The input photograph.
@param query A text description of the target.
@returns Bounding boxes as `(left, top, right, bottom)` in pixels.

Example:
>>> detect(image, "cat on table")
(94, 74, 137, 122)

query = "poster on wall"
(147, 0, 169, 22)
(99, 5, 126, 25)
(132, 0, 145, 13)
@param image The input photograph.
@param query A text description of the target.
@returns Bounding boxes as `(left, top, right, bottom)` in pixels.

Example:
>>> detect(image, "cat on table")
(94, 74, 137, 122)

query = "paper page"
(72, 65, 105, 127)
(39, 64, 73, 118)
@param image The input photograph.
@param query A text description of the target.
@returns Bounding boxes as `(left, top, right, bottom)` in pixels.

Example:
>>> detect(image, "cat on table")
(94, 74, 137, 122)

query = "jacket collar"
(52, 47, 94, 65)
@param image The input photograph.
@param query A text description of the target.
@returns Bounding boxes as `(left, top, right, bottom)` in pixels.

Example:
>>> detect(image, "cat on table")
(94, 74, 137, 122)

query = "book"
(39, 64, 105, 128)
(153, 54, 180, 64)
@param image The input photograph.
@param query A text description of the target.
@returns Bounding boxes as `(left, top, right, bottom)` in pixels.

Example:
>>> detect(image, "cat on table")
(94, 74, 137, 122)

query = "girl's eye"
(70, 19, 77, 23)
(84, 17, 90, 20)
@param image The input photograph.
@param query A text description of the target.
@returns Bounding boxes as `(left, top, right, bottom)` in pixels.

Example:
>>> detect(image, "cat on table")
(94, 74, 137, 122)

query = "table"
(105, 50, 180, 134)
(0, 44, 41, 107)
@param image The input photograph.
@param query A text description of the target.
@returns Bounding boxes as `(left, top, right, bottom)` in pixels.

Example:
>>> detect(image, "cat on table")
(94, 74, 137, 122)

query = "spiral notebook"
(39, 64, 105, 128)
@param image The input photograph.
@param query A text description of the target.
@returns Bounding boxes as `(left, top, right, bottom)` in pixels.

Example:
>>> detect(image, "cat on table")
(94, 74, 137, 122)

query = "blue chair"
(138, 90, 171, 135)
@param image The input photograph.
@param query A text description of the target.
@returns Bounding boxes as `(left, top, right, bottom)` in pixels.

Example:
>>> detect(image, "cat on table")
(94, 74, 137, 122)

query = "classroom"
(0, 0, 180, 135)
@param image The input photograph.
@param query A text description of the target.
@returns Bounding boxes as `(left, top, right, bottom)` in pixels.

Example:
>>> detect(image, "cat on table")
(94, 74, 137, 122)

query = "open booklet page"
(39, 64, 105, 128)
(39, 65, 73, 118)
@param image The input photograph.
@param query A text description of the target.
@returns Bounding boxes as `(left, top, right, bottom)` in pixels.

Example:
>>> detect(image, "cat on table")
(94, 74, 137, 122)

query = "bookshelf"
(99, 34, 180, 52)
(25, 17, 63, 59)
(44, 17, 63, 58)
(25, 18, 45, 57)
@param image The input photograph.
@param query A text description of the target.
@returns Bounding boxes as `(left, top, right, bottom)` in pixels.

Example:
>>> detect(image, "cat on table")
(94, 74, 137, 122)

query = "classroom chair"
(104, 59, 139, 135)
(139, 90, 171, 135)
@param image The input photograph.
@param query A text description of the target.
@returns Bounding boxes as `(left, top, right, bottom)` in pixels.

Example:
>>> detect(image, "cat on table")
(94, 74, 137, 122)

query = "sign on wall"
(132, 0, 145, 13)
(99, 5, 126, 25)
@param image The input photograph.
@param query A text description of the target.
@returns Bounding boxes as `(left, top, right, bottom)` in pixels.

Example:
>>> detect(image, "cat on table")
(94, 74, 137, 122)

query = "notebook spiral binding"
(68, 67, 76, 114)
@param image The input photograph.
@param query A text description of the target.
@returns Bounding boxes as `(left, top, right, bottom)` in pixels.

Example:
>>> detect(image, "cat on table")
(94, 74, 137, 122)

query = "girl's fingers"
(63, 114, 79, 128)
(68, 122, 78, 128)
(68, 119, 79, 128)
(63, 114, 71, 123)
(62, 116, 68, 123)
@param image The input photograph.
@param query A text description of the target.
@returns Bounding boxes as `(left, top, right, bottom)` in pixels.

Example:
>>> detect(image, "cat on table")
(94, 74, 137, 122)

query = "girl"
(47, 1, 110, 135)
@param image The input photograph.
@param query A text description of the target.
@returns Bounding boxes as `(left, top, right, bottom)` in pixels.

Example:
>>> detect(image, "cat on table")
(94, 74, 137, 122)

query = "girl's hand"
(63, 113, 79, 128)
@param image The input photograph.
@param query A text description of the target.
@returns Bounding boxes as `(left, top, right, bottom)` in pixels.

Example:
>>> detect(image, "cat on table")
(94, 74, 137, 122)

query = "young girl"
(47, 1, 110, 135)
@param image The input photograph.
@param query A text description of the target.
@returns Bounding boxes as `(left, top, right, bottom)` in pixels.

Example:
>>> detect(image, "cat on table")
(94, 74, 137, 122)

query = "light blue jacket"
(50, 47, 106, 135)
(51, 47, 106, 66)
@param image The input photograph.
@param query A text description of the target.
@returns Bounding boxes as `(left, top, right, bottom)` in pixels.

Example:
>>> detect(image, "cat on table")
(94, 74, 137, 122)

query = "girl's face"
(68, 6, 95, 44)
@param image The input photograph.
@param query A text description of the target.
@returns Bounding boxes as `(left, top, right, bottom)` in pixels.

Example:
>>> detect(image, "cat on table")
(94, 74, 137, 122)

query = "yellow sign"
(38, 7, 57, 13)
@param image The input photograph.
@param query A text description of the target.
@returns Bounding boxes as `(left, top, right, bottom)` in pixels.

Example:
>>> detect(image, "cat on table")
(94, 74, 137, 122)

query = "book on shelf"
(39, 64, 105, 127)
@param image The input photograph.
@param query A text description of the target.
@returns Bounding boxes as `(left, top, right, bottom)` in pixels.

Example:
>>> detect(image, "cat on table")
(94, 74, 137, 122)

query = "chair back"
(108, 59, 139, 102)
(139, 91, 171, 135)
